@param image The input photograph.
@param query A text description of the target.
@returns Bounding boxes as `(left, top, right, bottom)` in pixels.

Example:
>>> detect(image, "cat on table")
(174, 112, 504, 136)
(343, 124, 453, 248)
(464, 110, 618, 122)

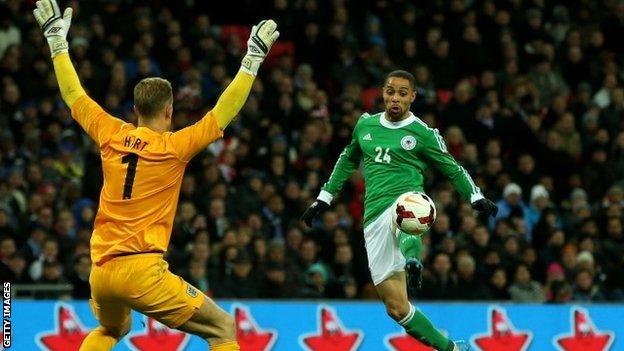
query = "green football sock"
(399, 304, 454, 351)
(398, 231, 423, 260)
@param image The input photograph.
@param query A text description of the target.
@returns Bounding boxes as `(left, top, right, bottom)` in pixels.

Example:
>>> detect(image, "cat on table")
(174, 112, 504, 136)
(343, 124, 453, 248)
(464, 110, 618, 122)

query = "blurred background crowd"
(1, 0, 623, 302)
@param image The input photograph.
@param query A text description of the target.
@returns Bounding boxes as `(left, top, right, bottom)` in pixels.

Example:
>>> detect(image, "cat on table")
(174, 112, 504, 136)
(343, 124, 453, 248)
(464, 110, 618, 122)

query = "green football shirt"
(320, 112, 483, 227)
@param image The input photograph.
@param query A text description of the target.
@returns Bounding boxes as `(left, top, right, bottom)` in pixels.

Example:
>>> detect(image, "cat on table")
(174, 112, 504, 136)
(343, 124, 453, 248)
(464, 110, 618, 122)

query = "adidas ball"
(392, 191, 437, 235)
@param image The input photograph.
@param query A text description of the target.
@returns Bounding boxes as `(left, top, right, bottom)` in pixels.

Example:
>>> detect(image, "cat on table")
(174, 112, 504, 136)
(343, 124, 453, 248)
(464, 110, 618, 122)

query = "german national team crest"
(36, 303, 89, 351)
(299, 305, 363, 351)
(233, 304, 278, 351)
(471, 307, 532, 351)
(401, 136, 417, 150)
(553, 307, 614, 351)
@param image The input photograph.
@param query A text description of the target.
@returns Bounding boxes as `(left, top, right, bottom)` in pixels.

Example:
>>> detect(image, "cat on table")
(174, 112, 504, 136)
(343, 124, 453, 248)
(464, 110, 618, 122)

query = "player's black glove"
(300, 200, 330, 227)
(471, 198, 498, 217)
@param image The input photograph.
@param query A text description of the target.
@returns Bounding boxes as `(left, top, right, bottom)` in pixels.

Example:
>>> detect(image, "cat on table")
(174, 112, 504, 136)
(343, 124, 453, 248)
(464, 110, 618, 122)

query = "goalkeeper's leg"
(79, 300, 130, 351)
(376, 273, 456, 351)
(177, 296, 239, 350)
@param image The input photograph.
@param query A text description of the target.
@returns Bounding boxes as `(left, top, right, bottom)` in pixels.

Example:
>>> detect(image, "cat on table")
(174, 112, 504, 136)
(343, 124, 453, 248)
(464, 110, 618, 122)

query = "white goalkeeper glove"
(240, 19, 280, 76)
(33, 0, 73, 58)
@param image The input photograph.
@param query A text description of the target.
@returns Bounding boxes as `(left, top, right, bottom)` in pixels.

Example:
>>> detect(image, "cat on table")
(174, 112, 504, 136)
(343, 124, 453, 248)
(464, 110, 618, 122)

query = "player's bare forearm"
(212, 71, 255, 130)
(52, 53, 86, 107)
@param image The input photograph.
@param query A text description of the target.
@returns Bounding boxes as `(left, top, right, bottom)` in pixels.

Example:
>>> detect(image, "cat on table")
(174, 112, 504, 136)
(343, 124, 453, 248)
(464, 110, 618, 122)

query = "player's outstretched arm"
(212, 19, 280, 130)
(33, 0, 85, 107)
(420, 127, 498, 217)
(301, 134, 362, 227)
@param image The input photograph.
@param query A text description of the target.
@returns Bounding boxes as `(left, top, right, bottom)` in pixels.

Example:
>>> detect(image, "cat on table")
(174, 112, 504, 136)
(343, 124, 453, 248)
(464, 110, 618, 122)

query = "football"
(392, 191, 437, 235)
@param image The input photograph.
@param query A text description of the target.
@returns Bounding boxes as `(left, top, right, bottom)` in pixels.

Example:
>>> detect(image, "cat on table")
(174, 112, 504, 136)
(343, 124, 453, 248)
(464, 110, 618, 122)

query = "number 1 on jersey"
(121, 153, 138, 199)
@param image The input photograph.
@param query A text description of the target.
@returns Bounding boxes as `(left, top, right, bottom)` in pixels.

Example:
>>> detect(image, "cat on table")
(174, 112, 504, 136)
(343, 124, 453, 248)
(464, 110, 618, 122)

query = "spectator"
(207, 198, 229, 241)
(261, 194, 286, 240)
(602, 217, 624, 267)
(490, 183, 529, 231)
(572, 269, 605, 302)
(300, 262, 330, 298)
(330, 243, 354, 281)
(334, 275, 358, 299)
(548, 280, 573, 304)
(0, 208, 15, 238)
(35, 260, 68, 299)
(514, 154, 539, 201)
(6, 253, 32, 284)
(29, 238, 59, 281)
(421, 252, 458, 300)
(554, 113, 582, 159)
(487, 268, 510, 300)
(217, 251, 259, 298)
(297, 237, 325, 272)
(468, 224, 490, 265)
(68, 254, 91, 299)
(509, 264, 545, 302)
(454, 255, 488, 300)
(259, 260, 299, 299)
(0, 236, 16, 277)
(526, 185, 550, 239)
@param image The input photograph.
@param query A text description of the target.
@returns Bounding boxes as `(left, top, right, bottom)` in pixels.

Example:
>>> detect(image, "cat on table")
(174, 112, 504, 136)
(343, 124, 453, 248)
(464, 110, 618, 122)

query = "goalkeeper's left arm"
(170, 19, 280, 161)
(212, 20, 279, 130)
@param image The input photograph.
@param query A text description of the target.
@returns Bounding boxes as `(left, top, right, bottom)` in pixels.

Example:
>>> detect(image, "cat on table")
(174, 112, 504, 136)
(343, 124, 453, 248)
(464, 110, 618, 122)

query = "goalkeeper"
(301, 70, 498, 351)
(33, 1, 278, 350)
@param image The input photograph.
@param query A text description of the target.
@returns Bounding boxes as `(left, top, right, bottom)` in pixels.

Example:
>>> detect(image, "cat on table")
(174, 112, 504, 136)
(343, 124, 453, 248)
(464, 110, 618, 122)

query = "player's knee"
(101, 322, 130, 340)
(385, 300, 410, 321)
(199, 314, 235, 340)
(219, 314, 236, 340)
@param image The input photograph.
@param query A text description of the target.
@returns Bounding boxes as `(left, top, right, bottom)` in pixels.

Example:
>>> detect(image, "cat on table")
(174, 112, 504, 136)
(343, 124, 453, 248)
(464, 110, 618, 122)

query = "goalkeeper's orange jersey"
(71, 95, 223, 265)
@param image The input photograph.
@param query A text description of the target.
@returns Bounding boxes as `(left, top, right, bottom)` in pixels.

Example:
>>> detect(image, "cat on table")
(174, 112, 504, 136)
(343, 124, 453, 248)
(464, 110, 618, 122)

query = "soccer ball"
(392, 191, 437, 235)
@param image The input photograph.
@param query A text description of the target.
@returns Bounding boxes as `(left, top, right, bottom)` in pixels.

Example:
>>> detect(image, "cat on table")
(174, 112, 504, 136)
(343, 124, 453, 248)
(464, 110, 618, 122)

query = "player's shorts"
(363, 205, 405, 285)
(89, 253, 204, 330)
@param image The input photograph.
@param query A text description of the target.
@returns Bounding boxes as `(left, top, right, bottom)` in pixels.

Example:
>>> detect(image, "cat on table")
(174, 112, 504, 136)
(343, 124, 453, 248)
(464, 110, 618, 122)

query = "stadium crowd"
(1, 0, 623, 302)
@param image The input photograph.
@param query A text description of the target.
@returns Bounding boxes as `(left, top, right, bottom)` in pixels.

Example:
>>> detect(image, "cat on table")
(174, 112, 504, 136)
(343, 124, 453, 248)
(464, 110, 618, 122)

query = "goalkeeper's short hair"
(134, 77, 173, 119)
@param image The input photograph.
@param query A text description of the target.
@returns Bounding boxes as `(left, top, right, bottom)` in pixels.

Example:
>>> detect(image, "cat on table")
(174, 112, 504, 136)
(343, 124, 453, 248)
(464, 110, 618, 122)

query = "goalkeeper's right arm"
(34, 0, 125, 147)
(33, 0, 86, 107)
(53, 54, 86, 107)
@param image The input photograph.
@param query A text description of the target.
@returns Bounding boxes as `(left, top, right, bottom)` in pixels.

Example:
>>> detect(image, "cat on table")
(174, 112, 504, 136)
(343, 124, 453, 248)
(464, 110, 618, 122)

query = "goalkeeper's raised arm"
(34, 0, 279, 156)
(34, 0, 125, 147)
(33, 0, 85, 107)
(210, 19, 279, 130)
(171, 19, 279, 160)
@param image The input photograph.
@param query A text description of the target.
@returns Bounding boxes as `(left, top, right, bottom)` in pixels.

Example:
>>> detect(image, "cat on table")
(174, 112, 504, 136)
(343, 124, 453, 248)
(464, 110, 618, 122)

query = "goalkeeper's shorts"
(89, 253, 204, 329)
